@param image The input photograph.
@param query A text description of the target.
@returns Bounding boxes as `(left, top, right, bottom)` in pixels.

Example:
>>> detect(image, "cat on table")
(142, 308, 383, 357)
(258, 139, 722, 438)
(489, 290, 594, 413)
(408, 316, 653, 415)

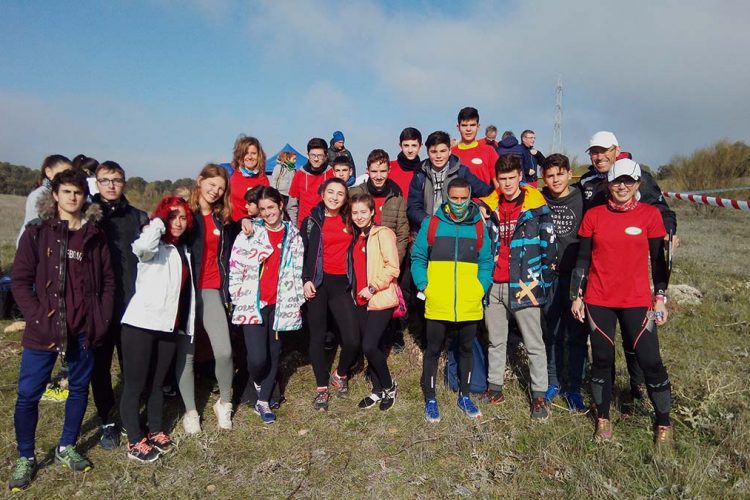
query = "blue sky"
(2, 0, 748, 180)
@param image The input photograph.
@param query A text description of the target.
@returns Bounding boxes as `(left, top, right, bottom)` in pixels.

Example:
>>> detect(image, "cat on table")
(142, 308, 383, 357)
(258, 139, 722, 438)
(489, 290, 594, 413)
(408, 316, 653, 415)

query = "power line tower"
(551, 76, 563, 153)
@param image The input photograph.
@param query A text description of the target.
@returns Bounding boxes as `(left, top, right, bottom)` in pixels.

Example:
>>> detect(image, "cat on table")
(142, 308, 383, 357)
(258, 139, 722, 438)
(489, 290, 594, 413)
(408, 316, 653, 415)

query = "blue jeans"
(14, 335, 94, 458)
(543, 273, 588, 392)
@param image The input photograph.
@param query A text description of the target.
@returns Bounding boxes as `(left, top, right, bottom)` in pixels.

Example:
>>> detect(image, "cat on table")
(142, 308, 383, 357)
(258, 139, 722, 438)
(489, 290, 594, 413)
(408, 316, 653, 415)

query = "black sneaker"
(531, 396, 549, 421)
(358, 392, 382, 409)
(54, 445, 92, 472)
(330, 369, 349, 398)
(148, 432, 174, 454)
(99, 423, 120, 450)
(127, 438, 160, 463)
(313, 388, 329, 411)
(379, 382, 397, 412)
(8, 457, 37, 492)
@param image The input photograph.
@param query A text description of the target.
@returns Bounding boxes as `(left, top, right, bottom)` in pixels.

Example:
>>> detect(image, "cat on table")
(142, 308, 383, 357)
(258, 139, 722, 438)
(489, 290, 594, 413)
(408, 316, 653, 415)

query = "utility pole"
(552, 76, 563, 153)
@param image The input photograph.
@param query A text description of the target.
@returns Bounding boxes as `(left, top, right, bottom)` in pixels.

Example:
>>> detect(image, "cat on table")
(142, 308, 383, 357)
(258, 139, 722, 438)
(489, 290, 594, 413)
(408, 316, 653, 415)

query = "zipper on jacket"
(57, 221, 70, 360)
(453, 222, 459, 322)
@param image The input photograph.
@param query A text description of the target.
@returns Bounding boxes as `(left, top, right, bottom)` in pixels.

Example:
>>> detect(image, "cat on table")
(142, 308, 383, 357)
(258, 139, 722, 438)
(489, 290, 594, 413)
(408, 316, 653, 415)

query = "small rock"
(668, 284, 703, 306)
(388, 427, 398, 434)
(207, 484, 216, 493)
(298, 429, 309, 436)
(3, 321, 25, 333)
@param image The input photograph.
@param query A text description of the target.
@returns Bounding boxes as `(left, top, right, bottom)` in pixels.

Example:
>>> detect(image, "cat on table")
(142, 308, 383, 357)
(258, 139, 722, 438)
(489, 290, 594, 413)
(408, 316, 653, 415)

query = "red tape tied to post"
(662, 192, 750, 212)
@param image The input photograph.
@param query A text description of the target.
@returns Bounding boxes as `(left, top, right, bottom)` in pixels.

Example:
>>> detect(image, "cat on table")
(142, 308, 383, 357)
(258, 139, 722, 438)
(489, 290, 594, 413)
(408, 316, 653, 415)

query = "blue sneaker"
(565, 391, 588, 414)
(254, 401, 277, 424)
(457, 396, 482, 420)
(424, 399, 441, 423)
(544, 384, 560, 404)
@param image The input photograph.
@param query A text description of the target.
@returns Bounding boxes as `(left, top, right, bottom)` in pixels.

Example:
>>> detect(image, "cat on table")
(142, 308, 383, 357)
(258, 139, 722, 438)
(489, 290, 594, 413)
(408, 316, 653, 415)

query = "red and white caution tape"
(663, 192, 750, 211)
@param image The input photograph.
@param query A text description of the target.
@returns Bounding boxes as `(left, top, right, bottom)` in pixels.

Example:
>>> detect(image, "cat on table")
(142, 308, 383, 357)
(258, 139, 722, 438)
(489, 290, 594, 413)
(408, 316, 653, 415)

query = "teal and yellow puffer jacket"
(410, 202, 493, 322)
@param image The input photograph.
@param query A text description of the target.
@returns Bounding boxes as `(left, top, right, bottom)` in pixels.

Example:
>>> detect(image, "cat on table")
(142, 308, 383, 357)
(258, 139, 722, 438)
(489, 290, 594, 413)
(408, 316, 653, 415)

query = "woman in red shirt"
(178, 164, 237, 433)
(229, 135, 270, 221)
(348, 193, 400, 412)
(300, 178, 356, 411)
(571, 159, 672, 445)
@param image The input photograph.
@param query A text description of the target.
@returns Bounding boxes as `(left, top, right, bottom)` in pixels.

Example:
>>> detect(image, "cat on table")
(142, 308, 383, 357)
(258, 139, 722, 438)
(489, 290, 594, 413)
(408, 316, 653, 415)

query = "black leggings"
(91, 322, 123, 425)
(242, 305, 281, 403)
(422, 320, 476, 400)
(356, 305, 394, 393)
(586, 304, 671, 425)
(307, 274, 358, 387)
(119, 325, 178, 444)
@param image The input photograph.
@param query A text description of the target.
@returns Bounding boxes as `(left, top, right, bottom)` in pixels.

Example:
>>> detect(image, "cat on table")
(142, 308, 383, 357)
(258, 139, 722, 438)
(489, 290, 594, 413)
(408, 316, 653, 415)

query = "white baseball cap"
(607, 158, 642, 182)
(587, 131, 619, 151)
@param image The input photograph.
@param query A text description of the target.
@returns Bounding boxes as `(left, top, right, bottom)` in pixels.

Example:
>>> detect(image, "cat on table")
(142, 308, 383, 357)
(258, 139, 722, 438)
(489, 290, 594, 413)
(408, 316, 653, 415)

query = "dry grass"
(0, 201, 748, 498)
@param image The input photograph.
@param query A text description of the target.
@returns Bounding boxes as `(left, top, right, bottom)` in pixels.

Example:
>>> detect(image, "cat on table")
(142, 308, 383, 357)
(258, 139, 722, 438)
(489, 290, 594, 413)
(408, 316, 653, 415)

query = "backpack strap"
(475, 219, 484, 252)
(427, 215, 440, 247)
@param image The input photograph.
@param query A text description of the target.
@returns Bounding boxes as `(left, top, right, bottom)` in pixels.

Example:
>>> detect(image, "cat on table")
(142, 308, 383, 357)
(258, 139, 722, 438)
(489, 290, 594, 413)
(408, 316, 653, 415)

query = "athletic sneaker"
(379, 382, 397, 412)
(329, 369, 349, 398)
(358, 392, 381, 410)
(544, 384, 560, 404)
(594, 418, 614, 442)
(313, 388, 330, 411)
(213, 399, 233, 430)
(457, 396, 482, 420)
(41, 385, 69, 402)
(531, 396, 549, 421)
(8, 457, 37, 492)
(479, 389, 505, 405)
(654, 425, 673, 445)
(254, 401, 277, 424)
(148, 432, 174, 454)
(424, 399, 441, 423)
(54, 445, 92, 472)
(182, 410, 201, 434)
(564, 392, 588, 414)
(99, 423, 120, 450)
(127, 438, 160, 463)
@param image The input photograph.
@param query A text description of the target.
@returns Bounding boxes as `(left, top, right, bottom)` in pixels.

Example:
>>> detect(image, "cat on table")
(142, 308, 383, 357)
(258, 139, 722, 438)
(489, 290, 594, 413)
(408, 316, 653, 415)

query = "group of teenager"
(9, 107, 678, 491)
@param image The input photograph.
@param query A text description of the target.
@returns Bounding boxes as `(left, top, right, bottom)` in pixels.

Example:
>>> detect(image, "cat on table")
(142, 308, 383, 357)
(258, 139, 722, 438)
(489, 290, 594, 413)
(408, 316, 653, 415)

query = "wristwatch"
(654, 293, 668, 304)
(368, 285, 377, 295)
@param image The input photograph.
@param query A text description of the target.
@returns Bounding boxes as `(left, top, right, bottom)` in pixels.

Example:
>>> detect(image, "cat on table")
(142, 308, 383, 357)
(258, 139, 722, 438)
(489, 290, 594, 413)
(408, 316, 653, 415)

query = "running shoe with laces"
(358, 392, 381, 410)
(531, 396, 549, 421)
(127, 438, 160, 463)
(329, 369, 349, 398)
(99, 423, 120, 450)
(457, 395, 482, 420)
(8, 457, 37, 492)
(41, 385, 69, 402)
(54, 445, 92, 472)
(254, 401, 277, 424)
(148, 432, 174, 454)
(564, 391, 588, 414)
(424, 399, 441, 423)
(544, 384, 560, 404)
(313, 388, 330, 411)
(594, 418, 614, 442)
(379, 382, 398, 412)
(654, 424, 673, 445)
(213, 399, 233, 430)
(182, 410, 201, 434)
(479, 389, 505, 405)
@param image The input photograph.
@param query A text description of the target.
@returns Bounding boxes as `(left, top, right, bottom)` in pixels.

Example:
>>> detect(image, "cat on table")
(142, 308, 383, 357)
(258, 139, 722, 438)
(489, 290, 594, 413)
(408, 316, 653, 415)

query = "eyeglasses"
(97, 178, 125, 186)
(309, 153, 326, 160)
(610, 177, 637, 187)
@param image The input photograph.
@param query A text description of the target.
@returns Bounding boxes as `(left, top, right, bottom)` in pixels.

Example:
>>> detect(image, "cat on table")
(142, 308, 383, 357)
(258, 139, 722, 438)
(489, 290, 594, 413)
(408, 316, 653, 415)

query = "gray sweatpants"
(484, 283, 547, 398)
(175, 289, 234, 412)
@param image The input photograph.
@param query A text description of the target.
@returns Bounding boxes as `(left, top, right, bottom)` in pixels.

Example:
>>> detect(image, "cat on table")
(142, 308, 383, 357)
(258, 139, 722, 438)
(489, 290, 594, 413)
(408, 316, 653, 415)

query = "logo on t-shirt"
(471, 158, 483, 165)
(67, 249, 83, 262)
(624, 226, 643, 235)
(549, 204, 577, 237)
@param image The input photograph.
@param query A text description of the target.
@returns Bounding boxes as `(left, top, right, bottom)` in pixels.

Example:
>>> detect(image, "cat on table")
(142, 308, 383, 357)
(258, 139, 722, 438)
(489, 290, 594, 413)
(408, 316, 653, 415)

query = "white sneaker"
(213, 399, 233, 430)
(182, 410, 201, 434)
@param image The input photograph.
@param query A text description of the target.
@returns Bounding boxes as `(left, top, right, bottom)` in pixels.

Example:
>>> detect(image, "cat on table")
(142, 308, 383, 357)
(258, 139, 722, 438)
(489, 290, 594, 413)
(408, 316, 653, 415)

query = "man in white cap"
(576, 131, 677, 415)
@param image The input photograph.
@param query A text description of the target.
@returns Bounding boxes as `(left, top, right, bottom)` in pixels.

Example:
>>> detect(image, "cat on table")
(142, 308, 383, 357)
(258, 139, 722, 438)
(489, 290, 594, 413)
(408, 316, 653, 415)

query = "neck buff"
(396, 152, 421, 172)
(281, 159, 296, 171)
(607, 196, 639, 212)
(448, 198, 471, 221)
(239, 166, 259, 177)
(367, 178, 390, 197)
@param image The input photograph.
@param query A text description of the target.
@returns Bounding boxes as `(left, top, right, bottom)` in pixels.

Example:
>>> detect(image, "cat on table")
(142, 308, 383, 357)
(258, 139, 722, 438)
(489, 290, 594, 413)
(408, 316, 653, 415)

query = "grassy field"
(0, 196, 749, 498)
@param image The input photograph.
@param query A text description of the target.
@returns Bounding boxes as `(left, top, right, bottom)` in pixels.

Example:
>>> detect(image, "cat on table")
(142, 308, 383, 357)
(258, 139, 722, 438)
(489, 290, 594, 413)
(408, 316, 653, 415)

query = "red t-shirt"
(492, 195, 523, 283)
(578, 203, 666, 308)
(321, 216, 350, 275)
(388, 159, 415, 198)
(288, 168, 334, 227)
(451, 142, 498, 185)
(373, 195, 387, 225)
(352, 234, 368, 306)
(230, 171, 269, 221)
(199, 213, 221, 289)
(259, 228, 284, 306)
